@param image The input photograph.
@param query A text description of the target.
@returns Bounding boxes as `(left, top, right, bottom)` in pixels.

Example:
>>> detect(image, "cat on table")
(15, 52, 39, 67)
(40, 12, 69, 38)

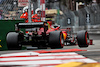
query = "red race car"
(6, 22, 92, 50)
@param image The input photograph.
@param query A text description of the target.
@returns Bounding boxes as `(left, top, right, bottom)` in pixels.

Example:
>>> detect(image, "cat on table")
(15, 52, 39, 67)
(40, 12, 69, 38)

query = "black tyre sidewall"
(49, 31, 64, 48)
(77, 30, 89, 48)
(6, 32, 23, 50)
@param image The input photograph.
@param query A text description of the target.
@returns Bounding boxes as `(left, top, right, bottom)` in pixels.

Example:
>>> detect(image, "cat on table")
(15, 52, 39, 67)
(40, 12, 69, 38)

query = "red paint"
(34, 49, 87, 53)
(49, 49, 87, 53)
(40, 0, 45, 5)
(0, 54, 79, 59)
(89, 39, 93, 45)
(85, 32, 88, 45)
(0, 55, 38, 58)
(25, 31, 29, 33)
(41, 11, 45, 17)
(18, 0, 28, 2)
(0, 57, 87, 62)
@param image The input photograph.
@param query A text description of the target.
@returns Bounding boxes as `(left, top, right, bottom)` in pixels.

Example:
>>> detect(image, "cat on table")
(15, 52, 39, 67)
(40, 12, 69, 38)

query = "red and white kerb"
(0, 51, 97, 67)
(40, 0, 45, 21)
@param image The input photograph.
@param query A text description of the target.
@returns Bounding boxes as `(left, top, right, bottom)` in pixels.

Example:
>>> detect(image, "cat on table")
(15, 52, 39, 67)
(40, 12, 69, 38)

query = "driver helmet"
(35, 8, 42, 14)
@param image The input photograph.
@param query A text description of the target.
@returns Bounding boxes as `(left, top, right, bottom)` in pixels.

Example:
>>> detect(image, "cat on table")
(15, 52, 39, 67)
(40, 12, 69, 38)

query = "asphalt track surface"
(77, 34, 100, 62)
(0, 34, 100, 62)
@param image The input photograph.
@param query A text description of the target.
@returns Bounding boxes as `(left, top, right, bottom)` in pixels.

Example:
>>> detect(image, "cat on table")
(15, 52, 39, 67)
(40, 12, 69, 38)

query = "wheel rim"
(85, 32, 89, 45)
(60, 34, 64, 47)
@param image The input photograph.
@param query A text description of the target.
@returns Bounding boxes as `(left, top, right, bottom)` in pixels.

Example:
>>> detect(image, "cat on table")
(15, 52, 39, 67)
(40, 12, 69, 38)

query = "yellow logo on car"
(0, 40, 2, 48)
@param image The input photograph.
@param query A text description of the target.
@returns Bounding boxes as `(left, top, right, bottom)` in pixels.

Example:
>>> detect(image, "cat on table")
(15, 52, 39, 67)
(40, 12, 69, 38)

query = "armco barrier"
(0, 20, 25, 50)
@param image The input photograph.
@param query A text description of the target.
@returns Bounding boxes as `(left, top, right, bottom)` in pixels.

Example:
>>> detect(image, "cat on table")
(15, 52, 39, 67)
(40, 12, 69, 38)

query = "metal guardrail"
(53, 3, 100, 34)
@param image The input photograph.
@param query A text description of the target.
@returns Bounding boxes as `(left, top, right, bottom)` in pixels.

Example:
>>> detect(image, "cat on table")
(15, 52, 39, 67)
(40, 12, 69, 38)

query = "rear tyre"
(6, 32, 24, 50)
(49, 31, 64, 48)
(77, 30, 89, 48)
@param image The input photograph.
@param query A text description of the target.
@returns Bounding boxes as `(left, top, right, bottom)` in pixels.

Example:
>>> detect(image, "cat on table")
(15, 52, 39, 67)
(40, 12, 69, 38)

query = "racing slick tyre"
(6, 32, 24, 50)
(49, 31, 64, 48)
(77, 30, 89, 48)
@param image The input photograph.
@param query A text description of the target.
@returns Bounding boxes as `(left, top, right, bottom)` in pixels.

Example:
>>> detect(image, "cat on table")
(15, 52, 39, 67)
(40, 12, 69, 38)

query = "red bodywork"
(37, 26, 68, 41)
(20, 12, 93, 45)
(20, 12, 68, 40)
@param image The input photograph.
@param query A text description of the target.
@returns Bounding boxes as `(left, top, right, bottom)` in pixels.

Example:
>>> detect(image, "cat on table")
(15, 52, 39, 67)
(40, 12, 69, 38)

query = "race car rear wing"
(15, 22, 48, 34)
(17, 22, 47, 28)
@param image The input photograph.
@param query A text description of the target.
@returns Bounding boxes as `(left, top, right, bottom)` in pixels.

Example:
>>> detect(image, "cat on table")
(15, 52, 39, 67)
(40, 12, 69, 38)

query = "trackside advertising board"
(18, 0, 29, 7)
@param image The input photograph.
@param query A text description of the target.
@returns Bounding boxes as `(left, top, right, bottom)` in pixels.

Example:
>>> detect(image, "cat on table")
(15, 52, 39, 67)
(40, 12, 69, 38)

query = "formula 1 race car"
(6, 22, 91, 50)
